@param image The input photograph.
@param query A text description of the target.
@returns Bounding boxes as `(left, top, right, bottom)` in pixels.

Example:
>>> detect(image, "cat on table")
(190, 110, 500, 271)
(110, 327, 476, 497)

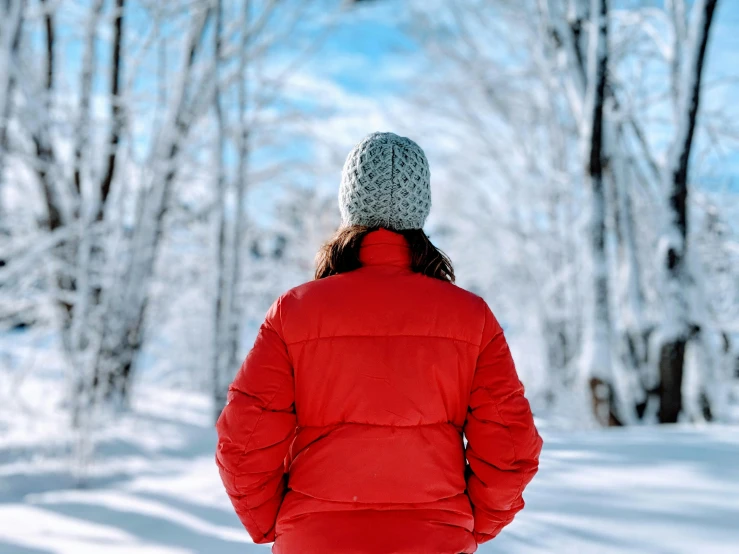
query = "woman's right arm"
(463, 301, 543, 544)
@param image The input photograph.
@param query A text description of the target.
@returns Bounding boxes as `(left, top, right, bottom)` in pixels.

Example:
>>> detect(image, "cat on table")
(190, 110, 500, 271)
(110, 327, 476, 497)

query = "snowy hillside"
(1, 374, 738, 554)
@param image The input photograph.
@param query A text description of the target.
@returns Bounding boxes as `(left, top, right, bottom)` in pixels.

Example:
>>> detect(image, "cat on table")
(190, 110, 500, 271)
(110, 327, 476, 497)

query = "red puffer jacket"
(216, 228, 542, 554)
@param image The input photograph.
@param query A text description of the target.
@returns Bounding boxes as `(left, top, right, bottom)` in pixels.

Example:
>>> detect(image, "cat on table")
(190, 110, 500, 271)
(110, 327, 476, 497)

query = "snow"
(1, 372, 738, 554)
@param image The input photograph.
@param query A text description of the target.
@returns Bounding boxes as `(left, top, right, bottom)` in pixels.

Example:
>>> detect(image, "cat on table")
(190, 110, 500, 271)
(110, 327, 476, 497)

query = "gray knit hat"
(339, 132, 431, 230)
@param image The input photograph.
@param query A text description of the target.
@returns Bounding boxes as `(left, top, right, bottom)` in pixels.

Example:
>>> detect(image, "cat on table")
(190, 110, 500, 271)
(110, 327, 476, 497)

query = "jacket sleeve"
(463, 301, 543, 544)
(215, 296, 297, 543)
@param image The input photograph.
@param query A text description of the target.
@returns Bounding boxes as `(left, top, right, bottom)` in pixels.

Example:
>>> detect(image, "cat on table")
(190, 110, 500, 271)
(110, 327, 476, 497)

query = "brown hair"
(314, 225, 455, 283)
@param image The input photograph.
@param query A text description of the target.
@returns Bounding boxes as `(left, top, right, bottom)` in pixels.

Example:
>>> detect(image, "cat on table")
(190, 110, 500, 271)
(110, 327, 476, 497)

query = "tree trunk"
(213, 0, 251, 422)
(0, 0, 24, 190)
(212, 0, 229, 421)
(656, 0, 718, 423)
(227, 0, 251, 381)
(82, 0, 126, 406)
(658, 340, 686, 423)
(610, 123, 653, 421)
(91, 4, 212, 407)
(581, 0, 617, 426)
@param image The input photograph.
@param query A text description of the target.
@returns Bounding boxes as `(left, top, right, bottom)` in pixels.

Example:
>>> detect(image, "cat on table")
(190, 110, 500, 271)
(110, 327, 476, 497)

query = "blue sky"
(305, 3, 416, 96)
(300, 0, 739, 189)
(42, 0, 739, 220)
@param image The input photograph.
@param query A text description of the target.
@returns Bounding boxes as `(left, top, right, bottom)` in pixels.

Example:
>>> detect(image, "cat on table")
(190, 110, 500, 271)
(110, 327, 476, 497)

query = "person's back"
(216, 132, 542, 554)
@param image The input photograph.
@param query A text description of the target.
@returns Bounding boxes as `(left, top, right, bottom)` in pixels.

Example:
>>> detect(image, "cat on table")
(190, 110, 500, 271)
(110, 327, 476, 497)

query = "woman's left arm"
(215, 296, 296, 543)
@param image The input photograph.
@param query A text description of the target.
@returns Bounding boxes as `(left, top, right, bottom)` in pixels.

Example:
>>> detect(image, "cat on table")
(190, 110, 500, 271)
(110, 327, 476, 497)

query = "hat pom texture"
(339, 132, 431, 230)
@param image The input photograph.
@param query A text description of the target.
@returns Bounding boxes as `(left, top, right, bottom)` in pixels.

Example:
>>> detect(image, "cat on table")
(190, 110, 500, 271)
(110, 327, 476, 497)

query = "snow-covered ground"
(1, 372, 739, 554)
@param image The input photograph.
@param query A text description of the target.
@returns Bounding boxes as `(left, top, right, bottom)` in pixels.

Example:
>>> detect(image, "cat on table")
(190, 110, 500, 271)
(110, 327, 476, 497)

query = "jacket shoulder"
(277, 273, 347, 306)
(278, 272, 490, 346)
(279, 272, 486, 311)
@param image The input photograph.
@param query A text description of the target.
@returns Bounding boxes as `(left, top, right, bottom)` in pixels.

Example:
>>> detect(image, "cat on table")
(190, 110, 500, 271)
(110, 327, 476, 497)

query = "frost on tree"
(656, 0, 719, 423)
(405, 0, 732, 425)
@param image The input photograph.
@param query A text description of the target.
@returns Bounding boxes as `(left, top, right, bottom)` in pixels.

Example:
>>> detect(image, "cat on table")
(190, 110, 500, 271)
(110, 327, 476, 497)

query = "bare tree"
(403, 0, 731, 425)
(0, 0, 219, 426)
(0, 0, 24, 197)
(656, 0, 719, 423)
(580, 0, 615, 426)
(93, 3, 215, 408)
(213, 0, 255, 421)
(210, 0, 346, 420)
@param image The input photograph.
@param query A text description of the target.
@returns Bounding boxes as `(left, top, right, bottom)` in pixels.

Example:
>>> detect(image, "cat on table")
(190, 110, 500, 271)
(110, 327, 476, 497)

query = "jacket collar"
(359, 228, 412, 268)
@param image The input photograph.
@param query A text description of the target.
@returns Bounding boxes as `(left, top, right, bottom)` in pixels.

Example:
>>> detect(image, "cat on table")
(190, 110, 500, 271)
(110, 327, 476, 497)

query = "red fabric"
(216, 228, 542, 553)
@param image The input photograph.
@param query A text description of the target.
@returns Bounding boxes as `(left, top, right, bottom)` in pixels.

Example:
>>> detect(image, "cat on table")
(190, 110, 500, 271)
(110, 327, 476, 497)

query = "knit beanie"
(339, 132, 431, 230)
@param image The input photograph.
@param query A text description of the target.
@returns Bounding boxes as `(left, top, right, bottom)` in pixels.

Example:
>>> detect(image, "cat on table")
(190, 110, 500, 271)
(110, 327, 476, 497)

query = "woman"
(216, 132, 542, 554)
